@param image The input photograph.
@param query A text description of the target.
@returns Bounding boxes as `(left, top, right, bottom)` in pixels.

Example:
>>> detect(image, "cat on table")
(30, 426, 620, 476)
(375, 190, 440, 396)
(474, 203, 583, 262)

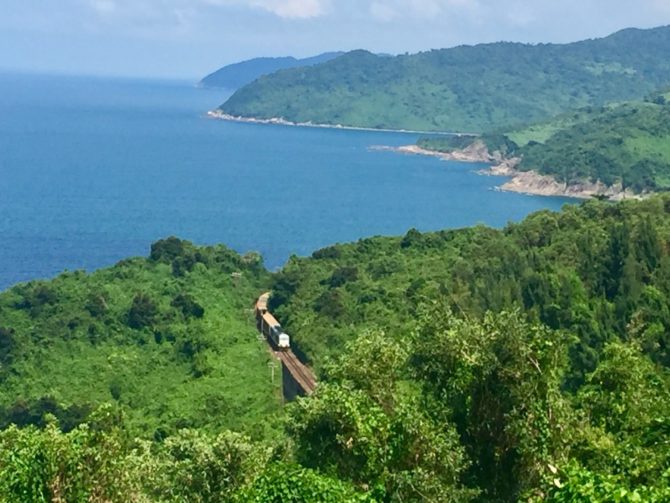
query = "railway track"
(255, 293, 317, 396)
(279, 351, 317, 394)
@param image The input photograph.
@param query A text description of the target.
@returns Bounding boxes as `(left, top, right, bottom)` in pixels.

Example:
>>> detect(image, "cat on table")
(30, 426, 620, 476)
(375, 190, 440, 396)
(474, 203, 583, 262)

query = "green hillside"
(419, 92, 670, 192)
(266, 196, 670, 499)
(0, 238, 280, 439)
(2, 200, 670, 501)
(220, 26, 670, 132)
(513, 94, 670, 191)
(270, 197, 670, 375)
(200, 52, 344, 89)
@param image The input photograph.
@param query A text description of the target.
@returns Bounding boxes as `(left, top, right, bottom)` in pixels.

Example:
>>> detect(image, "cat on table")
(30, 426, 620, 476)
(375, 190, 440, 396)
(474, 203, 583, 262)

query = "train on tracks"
(255, 293, 290, 350)
(254, 292, 317, 397)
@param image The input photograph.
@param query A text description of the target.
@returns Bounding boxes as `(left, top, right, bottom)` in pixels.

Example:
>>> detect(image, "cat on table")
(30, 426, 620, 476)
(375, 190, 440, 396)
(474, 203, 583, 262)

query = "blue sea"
(0, 73, 572, 291)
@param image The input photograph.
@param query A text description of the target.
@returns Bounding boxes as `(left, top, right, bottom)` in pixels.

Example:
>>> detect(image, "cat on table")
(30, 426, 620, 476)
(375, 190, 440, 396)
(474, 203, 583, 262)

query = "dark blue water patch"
(0, 74, 573, 291)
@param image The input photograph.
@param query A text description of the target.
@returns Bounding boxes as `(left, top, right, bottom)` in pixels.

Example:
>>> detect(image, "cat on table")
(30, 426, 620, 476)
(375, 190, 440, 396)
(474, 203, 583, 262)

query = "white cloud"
(370, 2, 398, 21)
(652, 0, 670, 12)
(254, 0, 329, 18)
(368, 0, 481, 23)
(89, 0, 117, 15)
(203, 0, 330, 18)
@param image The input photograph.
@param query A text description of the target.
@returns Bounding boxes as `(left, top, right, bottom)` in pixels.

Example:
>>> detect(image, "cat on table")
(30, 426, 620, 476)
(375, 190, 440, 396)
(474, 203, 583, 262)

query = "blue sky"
(2, 0, 670, 80)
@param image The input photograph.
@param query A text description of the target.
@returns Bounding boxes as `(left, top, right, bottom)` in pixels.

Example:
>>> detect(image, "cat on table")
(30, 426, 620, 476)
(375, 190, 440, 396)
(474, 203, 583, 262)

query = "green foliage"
(171, 293, 205, 319)
(127, 293, 158, 329)
(289, 331, 475, 502)
(0, 238, 280, 439)
(417, 135, 478, 152)
(0, 406, 136, 503)
(412, 307, 572, 500)
(3, 200, 670, 500)
(237, 463, 369, 502)
(270, 196, 670, 500)
(571, 342, 670, 488)
(546, 462, 670, 502)
(134, 429, 271, 502)
(514, 101, 670, 191)
(221, 26, 670, 132)
(271, 196, 670, 377)
(418, 99, 670, 192)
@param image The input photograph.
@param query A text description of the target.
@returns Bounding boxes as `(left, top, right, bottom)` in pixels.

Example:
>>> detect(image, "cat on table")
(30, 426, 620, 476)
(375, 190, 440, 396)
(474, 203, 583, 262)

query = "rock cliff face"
(498, 170, 640, 201)
(384, 141, 644, 201)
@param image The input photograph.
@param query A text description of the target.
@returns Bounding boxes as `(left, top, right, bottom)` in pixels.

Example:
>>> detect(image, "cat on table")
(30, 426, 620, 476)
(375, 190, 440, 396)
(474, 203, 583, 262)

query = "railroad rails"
(277, 351, 317, 396)
(255, 293, 317, 397)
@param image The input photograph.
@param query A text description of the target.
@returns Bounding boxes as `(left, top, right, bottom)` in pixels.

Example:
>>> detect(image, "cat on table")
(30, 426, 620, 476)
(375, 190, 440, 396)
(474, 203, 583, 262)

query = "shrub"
(127, 293, 158, 330)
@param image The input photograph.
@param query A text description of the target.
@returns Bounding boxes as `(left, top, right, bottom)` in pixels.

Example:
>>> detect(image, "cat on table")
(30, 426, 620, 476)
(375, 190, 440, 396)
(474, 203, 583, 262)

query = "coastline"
(207, 110, 470, 136)
(378, 144, 642, 201)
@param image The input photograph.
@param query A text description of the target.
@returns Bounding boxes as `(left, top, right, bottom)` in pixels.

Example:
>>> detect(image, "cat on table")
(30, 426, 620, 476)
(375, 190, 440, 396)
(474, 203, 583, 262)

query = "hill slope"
(0, 238, 280, 439)
(270, 196, 670, 379)
(219, 26, 670, 132)
(419, 91, 670, 193)
(200, 52, 343, 89)
(515, 98, 670, 192)
(1, 203, 670, 500)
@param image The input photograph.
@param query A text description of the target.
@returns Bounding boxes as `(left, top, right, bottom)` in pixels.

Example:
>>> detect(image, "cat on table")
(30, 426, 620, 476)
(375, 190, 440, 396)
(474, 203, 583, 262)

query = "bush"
(0, 327, 14, 365)
(127, 293, 158, 330)
(171, 293, 205, 319)
(150, 236, 191, 263)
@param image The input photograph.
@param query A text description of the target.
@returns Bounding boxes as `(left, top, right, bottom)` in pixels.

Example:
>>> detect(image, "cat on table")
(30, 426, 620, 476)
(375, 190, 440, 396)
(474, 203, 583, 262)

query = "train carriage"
(259, 310, 290, 350)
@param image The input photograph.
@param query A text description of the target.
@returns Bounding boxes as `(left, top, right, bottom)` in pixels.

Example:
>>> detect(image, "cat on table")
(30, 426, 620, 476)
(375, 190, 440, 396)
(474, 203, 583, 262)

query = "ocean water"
(0, 73, 572, 291)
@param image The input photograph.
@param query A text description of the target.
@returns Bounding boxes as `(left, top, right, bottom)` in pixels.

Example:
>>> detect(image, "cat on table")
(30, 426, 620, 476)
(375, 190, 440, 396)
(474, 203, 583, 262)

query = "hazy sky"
(2, 0, 670, 80)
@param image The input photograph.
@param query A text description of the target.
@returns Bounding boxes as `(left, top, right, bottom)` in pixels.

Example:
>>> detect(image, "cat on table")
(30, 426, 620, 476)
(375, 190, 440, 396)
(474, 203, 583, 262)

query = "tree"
(287, 329, 473, 502)
(0, 406, 134, 503)
(171, 293, 205, 319)
(127, 293, 158, 330)
(135, 429, 269, 502)
(411, 305, 573, 501)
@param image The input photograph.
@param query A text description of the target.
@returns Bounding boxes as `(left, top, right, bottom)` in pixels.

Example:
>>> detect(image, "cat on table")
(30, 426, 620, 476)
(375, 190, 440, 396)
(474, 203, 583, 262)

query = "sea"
(0, 73, 573, 291)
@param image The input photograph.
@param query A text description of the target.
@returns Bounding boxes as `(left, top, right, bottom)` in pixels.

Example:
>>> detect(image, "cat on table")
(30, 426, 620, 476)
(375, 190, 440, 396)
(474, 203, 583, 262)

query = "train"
(255, 293, 290, 350)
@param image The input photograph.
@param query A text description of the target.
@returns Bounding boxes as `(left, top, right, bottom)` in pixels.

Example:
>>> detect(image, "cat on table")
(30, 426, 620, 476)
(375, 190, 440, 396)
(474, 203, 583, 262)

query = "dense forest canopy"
(0, 238, 280, 440)
(418, 92, 670, 192)
(220, 25, 670, 132)
(1, 198, 669, 500)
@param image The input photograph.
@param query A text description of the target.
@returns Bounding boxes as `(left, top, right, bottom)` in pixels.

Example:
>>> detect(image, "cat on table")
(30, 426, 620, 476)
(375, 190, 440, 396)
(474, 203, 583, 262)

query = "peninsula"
(406, 92, 670, 199)
(217, 25, 670, 133)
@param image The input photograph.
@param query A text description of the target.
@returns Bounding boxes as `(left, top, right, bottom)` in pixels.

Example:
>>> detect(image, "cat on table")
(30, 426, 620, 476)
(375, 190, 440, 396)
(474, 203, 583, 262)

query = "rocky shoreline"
(376, 144, 642, 201)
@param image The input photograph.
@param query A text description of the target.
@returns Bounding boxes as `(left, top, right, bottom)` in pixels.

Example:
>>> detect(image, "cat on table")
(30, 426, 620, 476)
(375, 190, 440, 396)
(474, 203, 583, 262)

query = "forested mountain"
(2, 199, 670, 500)
(268, 196, 670, 500)
(419, 90, 670, 192)
(516, 98, 670, 192)
(219, 25, 670, 132)
(0, 238, 280, 439)
(200, 52, 343, 89)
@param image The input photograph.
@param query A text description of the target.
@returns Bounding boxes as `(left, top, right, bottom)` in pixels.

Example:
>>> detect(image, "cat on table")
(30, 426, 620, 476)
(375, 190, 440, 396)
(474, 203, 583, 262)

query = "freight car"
(256, 293, 290, 350)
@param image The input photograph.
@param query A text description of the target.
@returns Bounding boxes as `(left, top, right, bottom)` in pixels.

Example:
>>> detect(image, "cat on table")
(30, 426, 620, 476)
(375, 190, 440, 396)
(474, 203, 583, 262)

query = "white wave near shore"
(207, 110, 465, 135)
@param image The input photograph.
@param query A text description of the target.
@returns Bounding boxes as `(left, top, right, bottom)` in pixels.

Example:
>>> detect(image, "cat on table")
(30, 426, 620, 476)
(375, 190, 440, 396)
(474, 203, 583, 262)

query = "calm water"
(0, 73, 572, 291)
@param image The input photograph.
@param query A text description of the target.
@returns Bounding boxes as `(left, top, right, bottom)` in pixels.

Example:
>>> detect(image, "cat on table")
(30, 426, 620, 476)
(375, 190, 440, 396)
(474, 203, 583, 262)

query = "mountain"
(200, 52, 344, 89)
(2, 199, 670, 500)
(219, 25, 670, 132)
(0, 238, 280, 439)
(512, 94, 670, 192)
(419, 89, 670, 193)
(266, 195, 670, 500)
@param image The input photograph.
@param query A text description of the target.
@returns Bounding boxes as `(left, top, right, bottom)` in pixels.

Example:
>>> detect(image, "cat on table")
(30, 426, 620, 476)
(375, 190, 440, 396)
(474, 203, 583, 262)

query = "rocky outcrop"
(381, 142, 645, 201)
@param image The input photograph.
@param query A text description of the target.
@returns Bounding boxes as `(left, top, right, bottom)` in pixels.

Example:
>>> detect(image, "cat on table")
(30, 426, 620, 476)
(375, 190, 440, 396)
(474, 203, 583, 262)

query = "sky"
(1, 0, 670, 80)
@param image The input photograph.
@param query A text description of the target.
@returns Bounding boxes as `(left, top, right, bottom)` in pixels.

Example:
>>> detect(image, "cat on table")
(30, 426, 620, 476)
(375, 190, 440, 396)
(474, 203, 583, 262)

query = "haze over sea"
(0, 73, 572, 291)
